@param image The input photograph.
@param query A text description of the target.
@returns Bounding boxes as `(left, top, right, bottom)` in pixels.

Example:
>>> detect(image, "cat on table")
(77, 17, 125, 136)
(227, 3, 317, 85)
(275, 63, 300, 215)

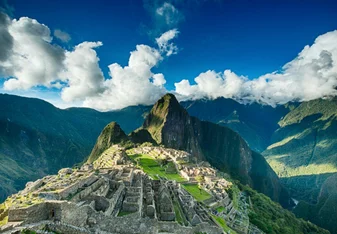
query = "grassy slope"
(87, 122, 129, 163)
(212, 215, 237, 234)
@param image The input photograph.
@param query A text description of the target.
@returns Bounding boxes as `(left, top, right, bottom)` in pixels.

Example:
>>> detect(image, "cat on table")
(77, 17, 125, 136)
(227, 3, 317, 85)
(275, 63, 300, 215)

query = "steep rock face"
(87, 122, 129, 163)
(143, 94, 291, 207)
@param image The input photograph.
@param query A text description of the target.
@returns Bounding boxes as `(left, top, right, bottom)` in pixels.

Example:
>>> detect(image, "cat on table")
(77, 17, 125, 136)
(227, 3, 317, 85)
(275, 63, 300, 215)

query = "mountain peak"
(152, 93, 184, 114)
(87, 122, 128, 163)
(142, 93, 187, 144)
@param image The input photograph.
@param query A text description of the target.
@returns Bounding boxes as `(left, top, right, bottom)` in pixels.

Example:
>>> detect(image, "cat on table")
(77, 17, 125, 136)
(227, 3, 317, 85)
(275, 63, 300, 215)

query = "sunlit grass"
(181, 184, 212, 202)
(267, 129, 312, 150)
(267, 158, 337, 177)
(216, 206, 225, 213)
(117, 210, 135, 216)
(211, 215, 237, 234)
(127, 153, 186, 182)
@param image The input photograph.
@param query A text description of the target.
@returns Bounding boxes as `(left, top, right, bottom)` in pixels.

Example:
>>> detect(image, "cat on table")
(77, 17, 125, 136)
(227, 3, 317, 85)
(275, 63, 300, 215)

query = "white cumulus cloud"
(175, 30, 337, 106)
(156, 2, 183, 27)
(0, 12, 179, 110)
(156, 28, 179, 56)
(1, 11, 336, 111)
(54, 29, 71, 42)
(1, 16, 65, 90)
(82, 44, 167, 110)
(60, 41, 105, 102)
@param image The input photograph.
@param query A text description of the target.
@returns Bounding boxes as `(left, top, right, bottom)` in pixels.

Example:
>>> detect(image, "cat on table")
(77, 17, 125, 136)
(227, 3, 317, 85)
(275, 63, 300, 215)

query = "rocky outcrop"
(142, 94, 292, 207)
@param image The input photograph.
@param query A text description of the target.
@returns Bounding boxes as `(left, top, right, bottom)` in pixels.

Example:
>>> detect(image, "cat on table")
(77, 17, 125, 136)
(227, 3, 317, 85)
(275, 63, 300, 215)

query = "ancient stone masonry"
(0, 145, 265, 234)
(142, 176, 156, 218)
(156, 182, 175, 221)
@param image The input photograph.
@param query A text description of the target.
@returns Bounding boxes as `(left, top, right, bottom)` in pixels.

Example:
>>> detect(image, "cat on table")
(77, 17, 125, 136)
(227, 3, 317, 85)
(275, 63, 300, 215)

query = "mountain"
(263, 98, 337, 202)
(1, 93, 337, 232)
(0, 94, 150, 202)
(87, 122, 130, 163)
(294, 173, 337, 234)
(181, 98, 294, 152)
(262, 97, 337, 233)
(141, 93, 292, 207)
(0, 93, 293, 203)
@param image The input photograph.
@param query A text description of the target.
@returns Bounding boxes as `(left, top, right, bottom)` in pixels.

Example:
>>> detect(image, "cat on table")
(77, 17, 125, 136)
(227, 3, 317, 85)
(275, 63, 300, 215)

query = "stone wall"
(22, 220, 90, 234)
(59, 202, 92, 227)
(22, 179, 45, 194)
(8, 202, 48, 223)
(105, 182, 125, 216)
(90, 211, 222, 234)
(8, 200, 92, 228)
(58, 175, 98, 199)
(72, 178, 105, 202)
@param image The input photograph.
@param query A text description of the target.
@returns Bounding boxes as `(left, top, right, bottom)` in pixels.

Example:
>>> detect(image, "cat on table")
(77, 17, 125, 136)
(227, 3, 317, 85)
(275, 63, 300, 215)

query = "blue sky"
(1, 0, 337, 110)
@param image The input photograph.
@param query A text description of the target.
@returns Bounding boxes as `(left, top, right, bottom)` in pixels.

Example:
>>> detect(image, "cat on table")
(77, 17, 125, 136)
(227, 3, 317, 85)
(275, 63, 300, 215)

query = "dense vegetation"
(239, 184, 329, 234)
(294, 173, 337, 234)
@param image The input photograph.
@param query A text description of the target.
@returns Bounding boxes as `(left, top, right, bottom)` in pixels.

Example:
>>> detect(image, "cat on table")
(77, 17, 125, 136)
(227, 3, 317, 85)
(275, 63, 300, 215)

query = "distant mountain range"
(1, 93, 337, 233)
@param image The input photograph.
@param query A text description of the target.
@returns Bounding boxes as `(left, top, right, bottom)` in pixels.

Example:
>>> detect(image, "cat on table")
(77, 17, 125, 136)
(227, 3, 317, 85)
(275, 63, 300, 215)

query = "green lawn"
(117, 210, 135, 216)
(216, 206, 225, 213)
(212, 215, 237, 234)
(128, 154, 186, 182)
(173, 201, 184, 225)
(182, 184, 212, 202)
